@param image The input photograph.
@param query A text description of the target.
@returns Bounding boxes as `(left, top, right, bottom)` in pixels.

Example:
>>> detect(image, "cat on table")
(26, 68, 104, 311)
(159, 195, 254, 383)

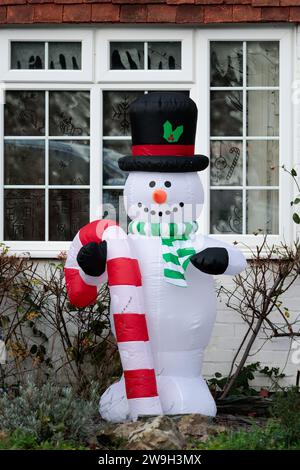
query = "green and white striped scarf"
(128, 221, 198, 287)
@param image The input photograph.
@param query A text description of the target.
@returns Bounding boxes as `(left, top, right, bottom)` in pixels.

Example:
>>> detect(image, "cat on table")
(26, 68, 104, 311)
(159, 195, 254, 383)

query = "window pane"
(49, 140, 89, 185)
(210, 141, 243, 186)
(247, 90, 279, 137)
(4, 140, 45, 185)
(5, 91, 45, 136)
(210, 190, 243, 234)
(49, 189, 89, 241)
(247, 141, 279, 186)
(11, 42, 44, 70)
(247, 41, 279, 87)
(48, 42, 81, 70)
(103, 189, 128, 228)
(148, 42, 181, 70)
(210, 42, 243, 87)
(110, 42, 144, 70)
(103, 140, 130, 186)
(247, 190, 279, 234)
(49, 91, 90, 136)
(103, 91, 144, 136)
(4, 189, 45, 241)
(210, 91, 243, 136)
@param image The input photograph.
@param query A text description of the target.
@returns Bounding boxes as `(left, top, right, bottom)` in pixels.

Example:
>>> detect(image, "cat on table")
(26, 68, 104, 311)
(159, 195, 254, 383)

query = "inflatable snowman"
(65, 92, 246, 422)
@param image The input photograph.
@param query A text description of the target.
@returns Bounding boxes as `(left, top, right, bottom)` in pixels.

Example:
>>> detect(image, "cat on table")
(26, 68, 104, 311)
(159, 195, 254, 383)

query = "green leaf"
(294, 197, 300, 205)
(292, 212, 300, 224)
(163, 120, 173, 141)
(291, 168, 297, 177)
(172, 125, 184, 142)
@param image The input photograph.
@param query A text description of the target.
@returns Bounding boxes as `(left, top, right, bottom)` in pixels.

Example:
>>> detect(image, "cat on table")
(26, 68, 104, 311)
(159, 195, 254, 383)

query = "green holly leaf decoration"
(173, 125, 184, 142)
(163, 121, 172, 140)
(163, 120, 184, 143)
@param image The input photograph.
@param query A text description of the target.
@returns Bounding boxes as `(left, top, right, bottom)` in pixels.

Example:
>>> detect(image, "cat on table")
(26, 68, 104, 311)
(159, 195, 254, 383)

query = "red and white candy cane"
(64, 219, 162, 419)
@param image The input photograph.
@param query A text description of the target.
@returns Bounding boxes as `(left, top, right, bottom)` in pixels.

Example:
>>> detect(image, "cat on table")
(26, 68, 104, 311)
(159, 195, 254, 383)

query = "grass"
(188, 421, 300, 450)
(0, 430, 88, 450)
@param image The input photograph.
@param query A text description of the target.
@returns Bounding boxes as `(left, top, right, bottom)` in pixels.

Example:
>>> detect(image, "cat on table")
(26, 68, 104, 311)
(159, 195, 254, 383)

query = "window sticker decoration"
(10, 41, 82, 71)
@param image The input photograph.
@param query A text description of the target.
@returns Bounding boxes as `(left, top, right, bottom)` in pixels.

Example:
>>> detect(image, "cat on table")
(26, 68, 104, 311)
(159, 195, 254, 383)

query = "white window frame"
(96, 28, 194, 83)
(0, 83, 99, 257)
(0, 26, 294, 258)
(0, 29, 93, 82)
(196, 27, 294, 257)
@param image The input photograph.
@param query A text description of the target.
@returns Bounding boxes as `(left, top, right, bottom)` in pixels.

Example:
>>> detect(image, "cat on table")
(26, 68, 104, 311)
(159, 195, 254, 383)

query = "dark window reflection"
(4, 189, 45, 241)
(49, 140, 89, 185)
(103, 91, 144, 137)
(210, 190, 243, 234)
(210, 91, 243, 137)
(5, 91, 45, 136)
(210, 42, 243, 87)
(103, 140, 130, 186)
(49, 91, 90, 137)
(49, 189, 89, 241)
(5, 140, 45, 185)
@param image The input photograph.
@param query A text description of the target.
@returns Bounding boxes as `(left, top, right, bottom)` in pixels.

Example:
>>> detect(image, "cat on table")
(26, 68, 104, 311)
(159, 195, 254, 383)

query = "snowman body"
(127, 233, 217, 416)
(99, 171, 246, 421)
(69, 92, 246, 422)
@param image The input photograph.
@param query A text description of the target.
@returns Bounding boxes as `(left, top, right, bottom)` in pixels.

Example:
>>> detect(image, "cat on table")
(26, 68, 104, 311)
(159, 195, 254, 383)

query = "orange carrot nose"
(152, 189, 167, 204)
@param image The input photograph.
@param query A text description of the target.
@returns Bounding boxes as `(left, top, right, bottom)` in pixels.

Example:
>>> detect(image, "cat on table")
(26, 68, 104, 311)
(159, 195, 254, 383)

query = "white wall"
(203, 276, 300, 388)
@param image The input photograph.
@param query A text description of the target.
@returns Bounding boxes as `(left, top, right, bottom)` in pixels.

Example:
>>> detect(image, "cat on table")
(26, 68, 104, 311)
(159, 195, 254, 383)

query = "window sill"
(2, 242, 71, 259)
(3, 233, 294, 260)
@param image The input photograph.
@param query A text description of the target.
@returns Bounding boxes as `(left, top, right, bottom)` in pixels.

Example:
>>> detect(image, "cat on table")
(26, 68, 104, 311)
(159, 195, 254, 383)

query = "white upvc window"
(96, 28, 193, 83)
(0, 27, 294, 258)
(0, 29, 93, 82)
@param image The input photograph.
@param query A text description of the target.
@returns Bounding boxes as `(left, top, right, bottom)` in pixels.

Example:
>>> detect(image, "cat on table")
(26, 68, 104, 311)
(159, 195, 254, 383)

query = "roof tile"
(176, 4, 204, 22)
(1, 0, 300, 24)
(120, 4, 147, 21)
(147, 4, 177, 21)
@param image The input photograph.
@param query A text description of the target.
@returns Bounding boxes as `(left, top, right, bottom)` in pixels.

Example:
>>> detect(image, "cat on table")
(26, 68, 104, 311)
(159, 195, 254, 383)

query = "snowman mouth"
(138, 203, 184, 217)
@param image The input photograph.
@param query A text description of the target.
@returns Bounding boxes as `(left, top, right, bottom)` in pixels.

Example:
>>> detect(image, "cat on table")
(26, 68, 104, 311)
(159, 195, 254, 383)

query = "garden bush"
(0, 246, 121, 393)
(0, 381, 100, 446)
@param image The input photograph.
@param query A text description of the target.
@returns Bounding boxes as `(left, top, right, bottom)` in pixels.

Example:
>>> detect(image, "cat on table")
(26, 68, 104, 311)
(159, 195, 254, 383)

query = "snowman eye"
(149, 181, 156, 188)
(164, 181, 171, 188)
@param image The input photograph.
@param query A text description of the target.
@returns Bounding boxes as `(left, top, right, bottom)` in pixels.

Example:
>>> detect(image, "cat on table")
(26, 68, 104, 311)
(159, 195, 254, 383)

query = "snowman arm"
(64, 220, 111, 308)
(77, 241, 107, 277)
(191, 235, 247, 276)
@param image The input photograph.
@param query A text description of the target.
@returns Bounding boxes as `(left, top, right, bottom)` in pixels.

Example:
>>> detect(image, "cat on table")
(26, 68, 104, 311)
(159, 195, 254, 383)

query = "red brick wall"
(0, 0, 299, 25)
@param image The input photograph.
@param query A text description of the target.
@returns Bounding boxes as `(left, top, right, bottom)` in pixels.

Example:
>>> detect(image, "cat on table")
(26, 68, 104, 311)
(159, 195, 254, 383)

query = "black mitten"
(77, 241, 107, 277)
(190, 247, 229, 275)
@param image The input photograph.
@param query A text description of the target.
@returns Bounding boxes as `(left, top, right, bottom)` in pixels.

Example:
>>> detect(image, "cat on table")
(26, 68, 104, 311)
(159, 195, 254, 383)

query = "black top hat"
(118, 92, 209, 173)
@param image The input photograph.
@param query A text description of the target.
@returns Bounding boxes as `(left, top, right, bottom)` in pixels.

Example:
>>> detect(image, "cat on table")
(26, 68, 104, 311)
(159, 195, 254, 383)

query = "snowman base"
(99, 375, 216, 423)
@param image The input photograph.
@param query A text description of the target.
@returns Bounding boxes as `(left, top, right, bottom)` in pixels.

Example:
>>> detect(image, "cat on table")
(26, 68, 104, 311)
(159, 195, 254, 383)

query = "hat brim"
(118, 155, 209, 173)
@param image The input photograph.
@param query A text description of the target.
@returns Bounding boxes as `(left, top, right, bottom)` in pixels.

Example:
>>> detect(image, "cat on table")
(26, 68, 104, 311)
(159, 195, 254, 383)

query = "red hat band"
(132, 144, 195, 157)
